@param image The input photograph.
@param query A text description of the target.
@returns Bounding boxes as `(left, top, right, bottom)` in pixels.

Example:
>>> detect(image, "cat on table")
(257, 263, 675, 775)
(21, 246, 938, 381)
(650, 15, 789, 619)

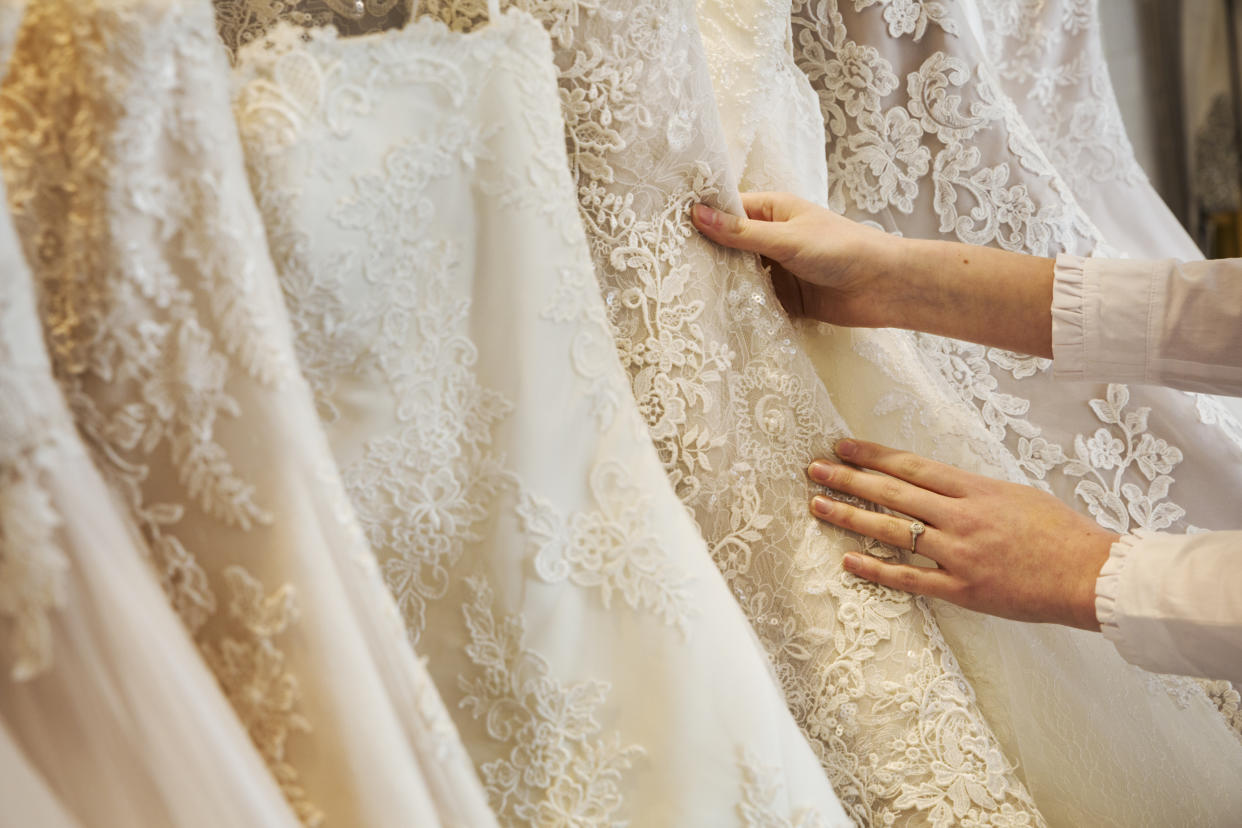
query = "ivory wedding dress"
(230, 3, 850, 823)
(2, 1, 497, 824)
(417, 1, 1046, 825)
(0, 2, 299, 824)
(780, 1, 1242, 825)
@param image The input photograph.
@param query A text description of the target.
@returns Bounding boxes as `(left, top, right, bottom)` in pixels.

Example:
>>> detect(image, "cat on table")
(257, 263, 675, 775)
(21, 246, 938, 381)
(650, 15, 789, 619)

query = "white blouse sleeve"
(1053, 254, 1242, 680)
(1051, 253, 1242, 395)
(1095, 530, 1242, 683)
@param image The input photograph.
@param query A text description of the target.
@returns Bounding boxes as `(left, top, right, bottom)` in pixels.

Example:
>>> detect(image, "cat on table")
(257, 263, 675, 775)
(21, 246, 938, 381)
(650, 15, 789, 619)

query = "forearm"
(879, 238, 1054, 358)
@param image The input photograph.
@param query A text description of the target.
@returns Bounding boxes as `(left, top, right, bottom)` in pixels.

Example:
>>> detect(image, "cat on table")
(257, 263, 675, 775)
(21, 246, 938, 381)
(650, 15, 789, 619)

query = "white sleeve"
(1051, 254, 1242, 395)
(1095, 530, 1242, 683)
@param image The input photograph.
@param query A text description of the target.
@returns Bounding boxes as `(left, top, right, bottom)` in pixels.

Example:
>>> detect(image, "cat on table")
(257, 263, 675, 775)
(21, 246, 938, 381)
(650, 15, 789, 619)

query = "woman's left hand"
(808, 438, 1119, 630)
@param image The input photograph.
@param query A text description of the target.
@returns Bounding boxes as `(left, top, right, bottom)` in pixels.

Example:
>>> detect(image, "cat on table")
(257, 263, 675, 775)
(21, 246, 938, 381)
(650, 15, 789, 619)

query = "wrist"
(844, 234, 923, 329)
(880, 237, 943, 332)
(1071, 531, 1119, 631)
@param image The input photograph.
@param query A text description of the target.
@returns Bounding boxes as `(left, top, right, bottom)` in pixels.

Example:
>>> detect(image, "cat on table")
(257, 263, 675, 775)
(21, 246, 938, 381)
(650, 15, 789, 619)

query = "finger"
(739, 191, 807, 223)
(833, 438, 971, 498)
(841, 552, 957, 600)
(810, 495, 942, 561)
(690, 202, 794, 260)
(769, 265, 805, 318)
(807, 458, 944, 520)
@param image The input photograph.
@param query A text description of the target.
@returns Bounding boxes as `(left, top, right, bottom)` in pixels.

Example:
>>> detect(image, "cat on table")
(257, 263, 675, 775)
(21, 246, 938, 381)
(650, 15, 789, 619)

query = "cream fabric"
(232, 7, 849, 824)
(2, 1, 496, 824)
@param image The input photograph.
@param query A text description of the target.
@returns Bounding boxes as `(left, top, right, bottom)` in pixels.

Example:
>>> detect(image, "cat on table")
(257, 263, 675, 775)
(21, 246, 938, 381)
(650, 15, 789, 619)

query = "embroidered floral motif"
(3, 5, 325, 821)
(459, 577, 642, 825)
(518, 462, 695, 633)
(853, 0, 956, 41)
(738, 749, 832, 828)
(542, 266, 621, 430)
(1063, 385, 1185, 533)
(204, 567, 321, 827)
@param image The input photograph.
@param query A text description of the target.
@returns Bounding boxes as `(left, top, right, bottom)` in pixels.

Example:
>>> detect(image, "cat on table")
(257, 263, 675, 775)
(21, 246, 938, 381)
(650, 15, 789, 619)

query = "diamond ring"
(909, 520, 925, 554)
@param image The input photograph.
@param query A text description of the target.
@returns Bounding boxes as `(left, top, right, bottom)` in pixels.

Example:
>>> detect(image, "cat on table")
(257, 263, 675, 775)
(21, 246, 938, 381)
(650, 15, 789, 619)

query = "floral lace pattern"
(414, 0, 1045, 824)
(738, 750, 832, 828)
(0, 1, 322, 813)
(977, 0, 1145, 192)
(459, 577, 642, 825)
(205, 568, 320, 825)
(4, 4, 500, 825)
(234, 9, 848, 825)
(518, 463, 696, 634)
(785, 0, 1242, 822)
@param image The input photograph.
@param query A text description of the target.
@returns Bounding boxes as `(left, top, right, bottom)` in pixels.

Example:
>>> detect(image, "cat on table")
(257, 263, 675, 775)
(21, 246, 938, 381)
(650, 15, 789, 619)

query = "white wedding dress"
(2, 1, 497, 825)
(781, 1, 1242, 825)
(230, 3, 850, 824)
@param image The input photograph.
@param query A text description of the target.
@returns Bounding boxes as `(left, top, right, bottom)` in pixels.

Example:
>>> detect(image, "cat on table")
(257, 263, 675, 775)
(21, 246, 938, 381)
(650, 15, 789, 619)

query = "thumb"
(691, 203, 786, 259)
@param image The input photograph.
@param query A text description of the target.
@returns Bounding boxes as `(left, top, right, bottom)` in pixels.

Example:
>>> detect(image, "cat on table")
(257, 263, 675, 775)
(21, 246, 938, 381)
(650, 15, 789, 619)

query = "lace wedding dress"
(412, 1, 1051, 826)
(1, 1, 497, 825)
(230, 4, 850, 824)
(0, 2, 301, 824)
(779, 1, 1242, 825)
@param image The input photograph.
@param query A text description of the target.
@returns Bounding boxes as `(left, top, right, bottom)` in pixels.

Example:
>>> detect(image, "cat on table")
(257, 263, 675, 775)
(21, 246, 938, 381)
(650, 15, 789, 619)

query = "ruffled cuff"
(1094, 530, 1150, 645)
(1050, 253, 1088, 379)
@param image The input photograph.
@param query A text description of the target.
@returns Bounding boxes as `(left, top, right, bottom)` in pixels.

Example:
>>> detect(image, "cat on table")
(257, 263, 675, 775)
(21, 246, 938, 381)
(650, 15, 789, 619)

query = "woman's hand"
(691, 193, 903, 328)
(808, 438, 1119, 630)
(692, 193, 1057, 358)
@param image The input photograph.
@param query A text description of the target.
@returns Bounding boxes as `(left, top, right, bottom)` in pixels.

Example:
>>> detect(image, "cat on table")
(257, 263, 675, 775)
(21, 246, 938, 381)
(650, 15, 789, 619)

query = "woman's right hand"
(693, 192, 1057, 358)
(691, 192, 904, 328)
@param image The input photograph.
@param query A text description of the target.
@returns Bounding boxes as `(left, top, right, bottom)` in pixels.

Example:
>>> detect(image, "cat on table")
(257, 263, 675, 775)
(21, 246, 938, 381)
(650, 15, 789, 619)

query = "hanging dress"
(1, 0, 496, 824)
(231, 2, 849, 824)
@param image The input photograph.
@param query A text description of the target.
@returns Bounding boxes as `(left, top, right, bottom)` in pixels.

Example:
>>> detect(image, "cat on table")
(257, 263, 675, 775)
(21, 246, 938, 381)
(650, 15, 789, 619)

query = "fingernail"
(811, 495, 835, 518)
(835, 439, 857, 459)
(807, 460, 833, 484)
(692, 203, 720, 228)
(842, 553, 861, 572)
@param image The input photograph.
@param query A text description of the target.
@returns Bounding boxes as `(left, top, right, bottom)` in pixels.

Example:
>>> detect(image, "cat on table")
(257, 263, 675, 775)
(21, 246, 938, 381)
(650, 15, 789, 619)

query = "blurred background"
(1103, 0, 1242, 256)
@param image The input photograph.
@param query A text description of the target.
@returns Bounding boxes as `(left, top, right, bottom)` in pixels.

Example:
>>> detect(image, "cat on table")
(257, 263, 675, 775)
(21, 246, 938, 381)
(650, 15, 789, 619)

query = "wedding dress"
(973, 0, 1200, 262)
(0, 2, 301, 824)
(1, 1, 497, 825)
(779, 1, 1242, 825)
(412, 1, 1052, 826)
(230, 3, 850, 823)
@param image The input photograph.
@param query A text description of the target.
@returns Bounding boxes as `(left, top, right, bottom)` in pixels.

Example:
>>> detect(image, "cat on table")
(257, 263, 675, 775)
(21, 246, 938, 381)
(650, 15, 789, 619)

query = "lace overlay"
(3, 2, 496, 825)
(407, 1, 1052, 825)
(214, 0, 409, 59)
(234, 8, 848, 825)
(781, 1, 1242, 824)
(0, 12, 71, 677)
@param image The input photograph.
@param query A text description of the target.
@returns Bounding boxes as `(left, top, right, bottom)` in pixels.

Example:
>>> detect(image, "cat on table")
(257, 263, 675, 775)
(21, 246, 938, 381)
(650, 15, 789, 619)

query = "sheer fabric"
(0, 720, 80, 828)
(974, 0, 1200, 262)
(783, 1, 1242, 825)
(1, 1, 495, 825)
(232, 7, 850, 824)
